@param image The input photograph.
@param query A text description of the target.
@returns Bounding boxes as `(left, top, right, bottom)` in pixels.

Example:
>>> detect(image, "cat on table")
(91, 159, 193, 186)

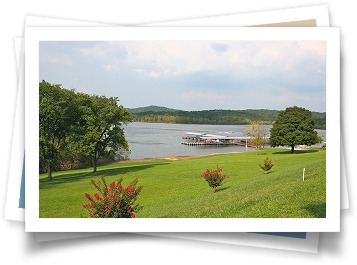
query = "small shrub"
(82, 176, 143, 218)
(201, 166, 229, 193)
(259, 157, 274, 174)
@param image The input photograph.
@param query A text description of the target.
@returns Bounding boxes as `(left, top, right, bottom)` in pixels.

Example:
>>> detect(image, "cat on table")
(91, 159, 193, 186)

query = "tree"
(61, 92, 96, 169)
(82, 95, 132, 172)
(39, 81, 132, 179)
(244, 122, 264, 150)
(39, 80, 79, 181)
(269, 106, 318, 153)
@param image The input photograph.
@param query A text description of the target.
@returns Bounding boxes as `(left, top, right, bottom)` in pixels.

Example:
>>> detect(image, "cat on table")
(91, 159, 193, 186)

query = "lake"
(123, 122, 326, 160)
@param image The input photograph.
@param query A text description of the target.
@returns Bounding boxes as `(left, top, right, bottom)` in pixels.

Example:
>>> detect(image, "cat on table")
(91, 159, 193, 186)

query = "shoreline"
(129, 121, 325, 130)
(116, 146, 315, 164)
(117, 150, 251, 163)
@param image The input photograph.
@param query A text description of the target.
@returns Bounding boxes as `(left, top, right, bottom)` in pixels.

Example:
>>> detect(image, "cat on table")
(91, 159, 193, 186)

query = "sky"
(39, 40, 326, 112)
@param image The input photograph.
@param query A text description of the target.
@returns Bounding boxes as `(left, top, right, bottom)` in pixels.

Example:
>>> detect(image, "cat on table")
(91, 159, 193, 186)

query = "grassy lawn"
(39, 147, 326, 218)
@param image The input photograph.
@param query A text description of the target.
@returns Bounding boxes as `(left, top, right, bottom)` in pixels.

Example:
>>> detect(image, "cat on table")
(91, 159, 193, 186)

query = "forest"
(129, 106, 326, 129)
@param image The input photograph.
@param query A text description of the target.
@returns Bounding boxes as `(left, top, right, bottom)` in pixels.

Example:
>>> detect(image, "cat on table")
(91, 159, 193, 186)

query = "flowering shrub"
(201, 166, 229, 193)
(259, 157, 274, 174)
(82, 176, 143, 218)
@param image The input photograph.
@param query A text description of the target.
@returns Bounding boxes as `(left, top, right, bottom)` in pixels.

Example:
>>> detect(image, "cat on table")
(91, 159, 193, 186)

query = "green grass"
(39, 147, 326, 218)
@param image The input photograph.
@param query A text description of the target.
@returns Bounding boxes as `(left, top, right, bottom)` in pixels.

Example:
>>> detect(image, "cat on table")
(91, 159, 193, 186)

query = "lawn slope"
(39, 148, 326, 218)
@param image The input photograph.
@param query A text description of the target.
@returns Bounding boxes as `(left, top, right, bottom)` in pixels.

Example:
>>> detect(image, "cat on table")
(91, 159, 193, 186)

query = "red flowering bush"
(201, 166, 229, 193)
(82, 176, 143, 218)
(259, 157, 274, 174)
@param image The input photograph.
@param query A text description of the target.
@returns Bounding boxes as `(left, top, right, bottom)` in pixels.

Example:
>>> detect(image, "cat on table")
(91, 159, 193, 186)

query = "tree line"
(130, 108, 326, 129)
(39, 80, 131, 181)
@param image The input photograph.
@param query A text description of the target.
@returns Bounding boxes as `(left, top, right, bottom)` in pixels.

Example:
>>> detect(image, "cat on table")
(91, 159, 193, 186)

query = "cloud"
(211, 43, 230, 53)
(39, 40, 326, 112)
(298, 41, 326, 56)
(131, 68, 170, 78)
(62, 41, 325, 88)
(40, 52, 73, 65)
(148, 71, 162, 77)
(77, 44, 111, 59)
(108, 41, 325, 86)
(181, 91, 230, 104)
(258, 87, 310, 103)
(132, 69, 144, 73)
(104, 64, 120, 72)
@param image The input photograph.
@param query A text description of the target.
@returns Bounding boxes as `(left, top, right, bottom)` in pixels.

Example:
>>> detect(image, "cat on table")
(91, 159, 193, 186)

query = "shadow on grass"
(272, 149, 318, 155)
(39, 162, 170, 189)
(261, 171, 274, 175)
(302, 202, 326, 218)
(215, 186, 230, 192)
(256, 152, 268, 156)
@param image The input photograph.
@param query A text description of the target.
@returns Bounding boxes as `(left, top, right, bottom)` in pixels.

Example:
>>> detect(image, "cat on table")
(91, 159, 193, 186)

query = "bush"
(201, 166, 229, 193)
(82, 176, 143, 218)
(259, 157, 274, 174)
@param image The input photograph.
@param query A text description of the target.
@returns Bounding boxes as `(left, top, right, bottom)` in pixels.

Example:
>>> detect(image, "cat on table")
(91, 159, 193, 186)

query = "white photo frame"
(25, 26, 340, 232)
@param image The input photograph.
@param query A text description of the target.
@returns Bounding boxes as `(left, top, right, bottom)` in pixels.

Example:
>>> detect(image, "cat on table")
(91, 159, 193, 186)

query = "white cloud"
(39, 41, 326, 112)
(106, 41, 325, 83)
(148, 71, 161, 77)
(40, 52, 73, 65)
(258, 87, 310, 103)
(67, 41, 326, 87)
(103, 64, 120, 72)
(298, 41, 326, 56)
(181, 91, 229, 104)
(77, 44, 110, 59)
(132, 69, 144, 73)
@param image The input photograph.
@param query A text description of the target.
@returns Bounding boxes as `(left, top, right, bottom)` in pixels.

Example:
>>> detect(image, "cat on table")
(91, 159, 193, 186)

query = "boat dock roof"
(185, 132, 269, 140)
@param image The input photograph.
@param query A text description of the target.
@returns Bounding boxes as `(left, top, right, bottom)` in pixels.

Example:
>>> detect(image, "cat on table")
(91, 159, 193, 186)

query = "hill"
(128, 106, 326, 129)
(127, 105, 181, 113)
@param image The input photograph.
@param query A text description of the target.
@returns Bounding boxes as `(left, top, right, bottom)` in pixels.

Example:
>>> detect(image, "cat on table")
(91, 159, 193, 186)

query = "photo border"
(25, 26, 340, 232)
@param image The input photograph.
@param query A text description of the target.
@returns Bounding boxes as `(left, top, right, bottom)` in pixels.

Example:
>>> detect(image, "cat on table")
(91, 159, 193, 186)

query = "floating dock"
(181, 132, 268, 147)
(181, 141, 254, 147)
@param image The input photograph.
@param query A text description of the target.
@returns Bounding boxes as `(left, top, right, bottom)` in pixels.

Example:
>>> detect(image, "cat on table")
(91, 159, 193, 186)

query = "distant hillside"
(128, 106, 326, 129)
(128, 105, 182, 113)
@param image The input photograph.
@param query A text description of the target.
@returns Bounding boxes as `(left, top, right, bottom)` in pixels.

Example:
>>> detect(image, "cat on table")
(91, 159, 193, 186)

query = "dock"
(181, 141, 254, 147)
(181, 132, 268, 147)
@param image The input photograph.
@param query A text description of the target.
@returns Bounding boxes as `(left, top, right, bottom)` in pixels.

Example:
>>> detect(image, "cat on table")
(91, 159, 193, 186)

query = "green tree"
(82, 95, 132, 172)
(40, 81, 132, 178)
(62, 92, 96, 169)
(269, 106, 318, 153)
(39, 80, 79, 181)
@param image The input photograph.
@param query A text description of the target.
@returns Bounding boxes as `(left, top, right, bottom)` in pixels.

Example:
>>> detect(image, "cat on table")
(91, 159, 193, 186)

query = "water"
(123, 122, 326, 160)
